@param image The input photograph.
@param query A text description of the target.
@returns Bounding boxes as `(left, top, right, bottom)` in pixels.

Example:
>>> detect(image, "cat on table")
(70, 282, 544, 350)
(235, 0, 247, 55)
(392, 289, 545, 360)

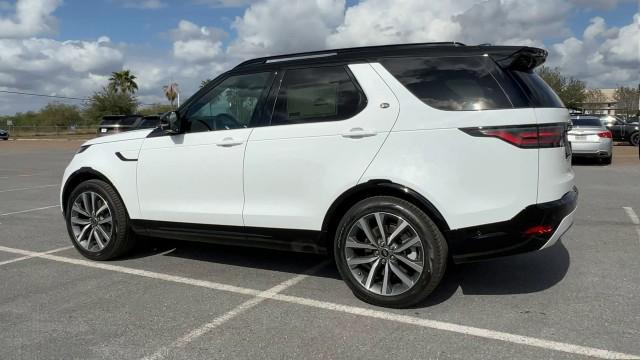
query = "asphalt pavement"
(0, 140, 638, 359)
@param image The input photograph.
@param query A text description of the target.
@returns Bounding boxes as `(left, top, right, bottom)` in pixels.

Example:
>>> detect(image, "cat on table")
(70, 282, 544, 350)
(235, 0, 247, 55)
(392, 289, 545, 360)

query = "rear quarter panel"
(361, 63, 539, 230)
(535, 108, 575, 203)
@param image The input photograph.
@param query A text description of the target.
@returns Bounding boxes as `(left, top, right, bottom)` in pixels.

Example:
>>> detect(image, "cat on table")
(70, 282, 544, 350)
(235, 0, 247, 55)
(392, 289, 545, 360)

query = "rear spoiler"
(495, 47, 547, 71)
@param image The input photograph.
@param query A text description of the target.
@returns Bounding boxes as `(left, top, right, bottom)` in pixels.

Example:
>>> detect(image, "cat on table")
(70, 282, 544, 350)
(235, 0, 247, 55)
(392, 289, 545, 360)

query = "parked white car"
(569, 115, 613, 164)
(61, 43, 577, 307)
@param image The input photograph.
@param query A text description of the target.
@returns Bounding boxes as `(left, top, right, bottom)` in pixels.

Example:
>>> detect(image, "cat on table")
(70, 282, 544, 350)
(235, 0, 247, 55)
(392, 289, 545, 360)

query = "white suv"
(61, 43, 577, 308)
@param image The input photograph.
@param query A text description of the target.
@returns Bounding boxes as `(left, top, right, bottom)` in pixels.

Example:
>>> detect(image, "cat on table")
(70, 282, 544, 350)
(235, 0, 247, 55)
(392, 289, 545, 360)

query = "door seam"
(356, 63, 402, 185)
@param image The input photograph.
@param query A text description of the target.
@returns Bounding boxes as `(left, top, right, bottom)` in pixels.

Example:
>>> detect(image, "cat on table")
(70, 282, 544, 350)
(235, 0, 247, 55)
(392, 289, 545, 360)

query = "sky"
(0, 0, 638, 115)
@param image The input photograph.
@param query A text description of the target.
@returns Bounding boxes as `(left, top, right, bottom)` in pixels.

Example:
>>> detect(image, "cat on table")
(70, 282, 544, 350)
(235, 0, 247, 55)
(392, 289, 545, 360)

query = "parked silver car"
(569, 115, 613, 164)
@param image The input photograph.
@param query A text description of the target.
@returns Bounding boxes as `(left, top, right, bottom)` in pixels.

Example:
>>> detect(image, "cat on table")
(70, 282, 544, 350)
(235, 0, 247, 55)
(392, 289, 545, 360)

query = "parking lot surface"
(1, 140, 639, 359)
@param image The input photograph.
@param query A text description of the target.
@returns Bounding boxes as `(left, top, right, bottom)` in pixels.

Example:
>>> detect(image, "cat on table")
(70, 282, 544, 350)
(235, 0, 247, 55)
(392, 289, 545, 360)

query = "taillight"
(461, 123, 567, 149)
(523, 224, 554, 236)
(597, 131, 612, 138)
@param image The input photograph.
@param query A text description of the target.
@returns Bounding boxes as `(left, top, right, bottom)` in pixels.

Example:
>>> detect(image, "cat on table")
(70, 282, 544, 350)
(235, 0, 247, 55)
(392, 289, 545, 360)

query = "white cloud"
(193, 0, 257, 8)
(169, 19, 227, 42)
(2, 0, 639, 115)
(227, 0, 346, 59)
(327, 0, 469, 48)
(547, 13, 639, 87)
(0, 0, 62, 38)
(169, 20, 226, 63)
(174, 38, 223, 62)
(0, 37, 124, 102)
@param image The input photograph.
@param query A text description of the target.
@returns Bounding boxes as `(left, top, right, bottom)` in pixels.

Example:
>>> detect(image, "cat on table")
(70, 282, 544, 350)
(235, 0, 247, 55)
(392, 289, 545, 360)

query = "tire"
(630, 132, 639, 147)
(334, 196, 448, 308)
(65, 179, 135, 260)
(601, 155, 612, 165)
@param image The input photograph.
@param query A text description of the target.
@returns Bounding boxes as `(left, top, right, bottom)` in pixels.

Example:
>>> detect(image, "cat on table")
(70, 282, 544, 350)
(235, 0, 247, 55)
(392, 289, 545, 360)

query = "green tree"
(108, 70, 139, 94)
(84, 87, 138, 123)
(36, 102, 83, 127)
(200, 78, 213, 88)
(138, 103, 174, 116)
(613, 86, 640, 117)
(536, 66, 586, 109)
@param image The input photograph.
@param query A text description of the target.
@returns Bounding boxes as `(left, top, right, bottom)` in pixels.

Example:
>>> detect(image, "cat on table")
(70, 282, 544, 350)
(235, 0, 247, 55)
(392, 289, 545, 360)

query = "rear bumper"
(570, 140, 612, 157)
(447, 187, 578, 263)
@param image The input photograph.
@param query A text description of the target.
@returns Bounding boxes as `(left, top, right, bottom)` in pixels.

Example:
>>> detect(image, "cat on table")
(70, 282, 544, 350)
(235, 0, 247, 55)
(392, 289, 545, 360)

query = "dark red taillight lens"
(461, 123, 567, 149)
(597, 131, 612, 138)
(523, 225, 554, 236)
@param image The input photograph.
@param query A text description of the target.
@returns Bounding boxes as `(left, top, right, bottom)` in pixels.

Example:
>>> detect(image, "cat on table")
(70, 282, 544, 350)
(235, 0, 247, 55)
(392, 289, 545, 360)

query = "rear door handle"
(216, 137, 244, 147)
(341, 127, 377, 139)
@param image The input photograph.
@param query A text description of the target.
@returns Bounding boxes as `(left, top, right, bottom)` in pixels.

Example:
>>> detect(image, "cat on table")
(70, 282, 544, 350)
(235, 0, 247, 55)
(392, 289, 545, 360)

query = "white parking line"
(622, 207, 639, 225)
(142, 260, 330, 360)
(0, 244, 636, 359)
(0, 245, 73, 266)
(0, 184, 58, 193)
(0, 205, 59, 217)
(623, 207, 640, 245)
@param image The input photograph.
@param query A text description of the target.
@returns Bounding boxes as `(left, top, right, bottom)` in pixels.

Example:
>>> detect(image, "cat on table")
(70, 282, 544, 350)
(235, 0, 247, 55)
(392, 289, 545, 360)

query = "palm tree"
(108, 70, 138, 94)
(200, 79, 212, 88)
(163, 82, 179, 109)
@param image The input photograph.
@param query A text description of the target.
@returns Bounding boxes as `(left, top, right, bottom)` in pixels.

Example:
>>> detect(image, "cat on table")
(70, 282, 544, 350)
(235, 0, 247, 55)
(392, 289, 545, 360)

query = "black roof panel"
(232, 42, 546, 71)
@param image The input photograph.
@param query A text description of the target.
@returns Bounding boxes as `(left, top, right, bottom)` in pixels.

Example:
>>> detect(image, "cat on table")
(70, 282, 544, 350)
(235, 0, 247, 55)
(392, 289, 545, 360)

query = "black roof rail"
(234, 42, 466, 69)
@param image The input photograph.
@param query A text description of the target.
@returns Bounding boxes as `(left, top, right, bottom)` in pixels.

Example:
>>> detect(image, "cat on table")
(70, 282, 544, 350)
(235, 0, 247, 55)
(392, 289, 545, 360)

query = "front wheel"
(630, 132, 639, 146)
(65, 179, 135, 260)
(334, 196, 448, 308)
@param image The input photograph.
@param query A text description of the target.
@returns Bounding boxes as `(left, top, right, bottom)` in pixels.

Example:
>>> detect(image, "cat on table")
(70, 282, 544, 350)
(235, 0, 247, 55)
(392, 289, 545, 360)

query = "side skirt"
(130, 220, 328, 255)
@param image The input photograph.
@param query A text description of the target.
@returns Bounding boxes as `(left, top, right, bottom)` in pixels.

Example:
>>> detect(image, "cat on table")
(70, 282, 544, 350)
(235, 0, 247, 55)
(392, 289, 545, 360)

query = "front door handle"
(216, 137, 244, 147)
(341, 127, 377, 139)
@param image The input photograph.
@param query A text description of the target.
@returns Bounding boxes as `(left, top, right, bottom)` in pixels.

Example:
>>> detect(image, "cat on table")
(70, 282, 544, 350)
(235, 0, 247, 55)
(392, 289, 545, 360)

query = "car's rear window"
(508, 71, 564, 108)
(382, 56, 512, 111)
(572, 118, 602, 127)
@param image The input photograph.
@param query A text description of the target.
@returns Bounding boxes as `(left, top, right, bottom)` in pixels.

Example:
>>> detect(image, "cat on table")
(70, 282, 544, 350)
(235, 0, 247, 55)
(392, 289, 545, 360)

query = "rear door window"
(271, 66, 366, 125)
(381, 56, 512, 111)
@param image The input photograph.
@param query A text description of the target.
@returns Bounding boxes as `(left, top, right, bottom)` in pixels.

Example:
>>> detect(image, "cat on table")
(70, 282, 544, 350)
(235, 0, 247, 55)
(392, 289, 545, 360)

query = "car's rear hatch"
(492, 49, 574, 204)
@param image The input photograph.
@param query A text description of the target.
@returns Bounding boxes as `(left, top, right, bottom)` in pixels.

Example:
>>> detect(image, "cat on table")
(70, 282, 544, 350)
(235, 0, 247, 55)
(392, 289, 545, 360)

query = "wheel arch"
(61, 167, 121, 217)
(321, 180, 451, 246)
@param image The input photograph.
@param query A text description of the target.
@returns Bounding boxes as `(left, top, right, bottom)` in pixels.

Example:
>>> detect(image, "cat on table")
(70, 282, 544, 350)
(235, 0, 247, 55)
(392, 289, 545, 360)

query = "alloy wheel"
(70, 191, 113, 252)
(344, 212, 431, 296)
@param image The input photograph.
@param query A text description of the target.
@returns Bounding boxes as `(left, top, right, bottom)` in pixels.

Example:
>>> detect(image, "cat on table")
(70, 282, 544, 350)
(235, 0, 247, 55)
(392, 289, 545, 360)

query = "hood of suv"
(84, 128, 154, 146)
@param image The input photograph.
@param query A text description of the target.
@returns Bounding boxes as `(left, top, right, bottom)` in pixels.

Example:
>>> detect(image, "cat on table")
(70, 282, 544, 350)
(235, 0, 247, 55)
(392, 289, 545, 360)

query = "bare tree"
(614, 86, 640, 117)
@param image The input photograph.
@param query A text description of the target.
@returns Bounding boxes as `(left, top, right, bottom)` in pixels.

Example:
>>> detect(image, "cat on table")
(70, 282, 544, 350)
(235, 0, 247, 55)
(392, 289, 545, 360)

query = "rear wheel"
(65, 179, 135, 260)
(601, 155, 612, 165)
(630, 132, 639, 146)
(334, 196, 448, 308)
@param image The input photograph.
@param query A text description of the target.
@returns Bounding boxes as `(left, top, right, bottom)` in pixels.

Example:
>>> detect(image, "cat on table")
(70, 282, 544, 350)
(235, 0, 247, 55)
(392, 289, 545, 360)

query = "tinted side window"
(271, 66, 365, 126)
(185, 72, 272, 133)
(382, 56, 512, 111)
(509, 71, 564, 108)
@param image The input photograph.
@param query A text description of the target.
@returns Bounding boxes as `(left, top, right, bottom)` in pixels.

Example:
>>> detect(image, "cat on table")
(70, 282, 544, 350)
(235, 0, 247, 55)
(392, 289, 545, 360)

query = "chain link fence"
(4, 125, 97, 139)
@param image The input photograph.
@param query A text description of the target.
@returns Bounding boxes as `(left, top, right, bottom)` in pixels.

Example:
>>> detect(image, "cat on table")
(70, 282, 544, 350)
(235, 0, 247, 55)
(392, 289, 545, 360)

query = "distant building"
(581, 88, 618, 115)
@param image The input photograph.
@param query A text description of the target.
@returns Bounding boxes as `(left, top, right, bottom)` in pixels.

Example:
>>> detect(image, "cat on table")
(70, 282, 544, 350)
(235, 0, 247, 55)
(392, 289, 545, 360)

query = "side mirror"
(161, 111, 182, 134)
